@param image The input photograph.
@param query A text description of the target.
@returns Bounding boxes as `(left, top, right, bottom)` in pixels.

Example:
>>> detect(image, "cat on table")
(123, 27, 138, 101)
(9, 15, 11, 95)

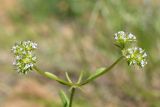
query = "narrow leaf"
(65, 72, 72, 83)
(77, 70, 84, 84)
(59, 90, 69, 107)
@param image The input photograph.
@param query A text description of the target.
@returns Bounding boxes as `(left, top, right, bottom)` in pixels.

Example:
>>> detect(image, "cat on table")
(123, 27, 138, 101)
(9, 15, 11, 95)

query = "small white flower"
(114, 35, 118, 40)
(32, 43, 37, 49)
(128, 33, 133, 38)
(11, 41, 37, 74)
(118, 31, 125, 36)
(128, 33, 136, 40)
(142, 53, 147, 57)
(134, 47, 138, 50)
(139, 48, 143, 53)
(141, 60, 145, 67)
(16, 56, 21, 60)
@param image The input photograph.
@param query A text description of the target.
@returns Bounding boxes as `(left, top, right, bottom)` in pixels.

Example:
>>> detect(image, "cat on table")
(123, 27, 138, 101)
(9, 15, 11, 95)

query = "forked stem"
(33, 56, 123, 107)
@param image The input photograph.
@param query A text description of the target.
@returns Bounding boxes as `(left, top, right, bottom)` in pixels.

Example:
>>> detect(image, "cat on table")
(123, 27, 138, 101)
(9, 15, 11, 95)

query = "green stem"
(80, 56, 123, 86)
(68, 88, 76, 107)
(33, 66, 72, 86)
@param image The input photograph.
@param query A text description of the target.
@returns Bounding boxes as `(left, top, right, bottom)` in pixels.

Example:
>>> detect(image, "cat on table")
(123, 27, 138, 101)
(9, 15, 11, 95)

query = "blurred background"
(0, 0, 160, 107)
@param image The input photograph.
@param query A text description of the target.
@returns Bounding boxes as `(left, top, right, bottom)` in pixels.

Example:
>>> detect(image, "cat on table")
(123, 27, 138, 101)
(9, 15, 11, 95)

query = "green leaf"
(59, 90, 69, 107)
(86, 67, 106, 83)
(44, 72, 59, 80)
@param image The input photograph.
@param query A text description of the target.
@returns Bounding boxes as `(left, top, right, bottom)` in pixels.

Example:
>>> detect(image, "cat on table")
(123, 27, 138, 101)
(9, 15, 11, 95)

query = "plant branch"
(79, 56, 123, 86)
(33, 66, 73, 86)
(68, 88, 76, 107)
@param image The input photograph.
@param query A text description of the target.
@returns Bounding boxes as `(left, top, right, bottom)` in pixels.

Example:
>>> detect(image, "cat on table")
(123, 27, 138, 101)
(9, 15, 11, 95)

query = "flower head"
(11, 41, 37, 74)
(114, 31, 136, 48)
(122, 47, 147, 67)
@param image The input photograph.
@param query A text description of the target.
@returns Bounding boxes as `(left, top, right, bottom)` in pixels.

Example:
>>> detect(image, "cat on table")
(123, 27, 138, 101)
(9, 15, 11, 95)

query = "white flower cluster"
(122, 47, 147, 67)
(114, 31, 136, 47)
(114, 31, 148, 68)
(11, 41, 37, 74)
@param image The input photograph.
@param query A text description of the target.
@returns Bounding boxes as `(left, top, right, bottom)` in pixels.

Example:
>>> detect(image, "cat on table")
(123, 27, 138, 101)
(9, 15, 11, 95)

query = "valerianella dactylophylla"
(11, 31, 148, 107)
(11, 41, 37, 74)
